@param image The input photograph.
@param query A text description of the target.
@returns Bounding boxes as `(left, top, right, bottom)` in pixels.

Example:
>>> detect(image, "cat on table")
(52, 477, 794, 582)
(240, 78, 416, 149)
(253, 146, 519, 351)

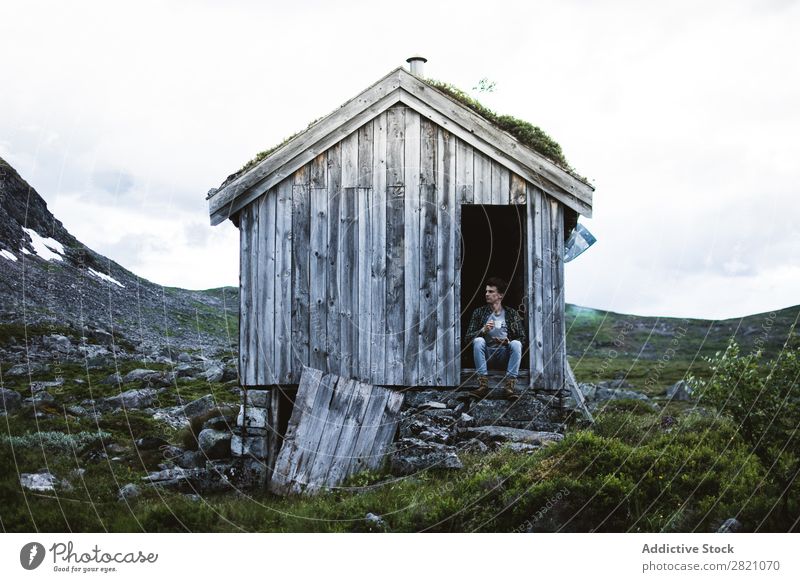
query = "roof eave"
(208, 67, 594, 225)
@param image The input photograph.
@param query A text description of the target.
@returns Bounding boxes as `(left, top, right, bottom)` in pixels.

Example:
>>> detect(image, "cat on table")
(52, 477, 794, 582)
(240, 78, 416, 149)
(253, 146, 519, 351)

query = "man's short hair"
(486, 277, 508, 295)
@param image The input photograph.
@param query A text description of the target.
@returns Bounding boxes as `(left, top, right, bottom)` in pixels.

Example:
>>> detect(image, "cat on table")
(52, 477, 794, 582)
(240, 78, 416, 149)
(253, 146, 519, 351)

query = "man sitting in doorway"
(464, 277, 526, 400)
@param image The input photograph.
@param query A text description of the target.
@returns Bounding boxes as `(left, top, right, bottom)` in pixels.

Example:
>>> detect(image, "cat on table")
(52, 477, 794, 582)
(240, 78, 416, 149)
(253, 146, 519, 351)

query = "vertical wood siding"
(436, 128, 456, 385)
(239, 102, 567, 389)
(418, 118, 437, 385)
(356, 122, 374, 382)
(309, 154, 328, 372)
(524, 185, 566, 390)
(403, 111, 421, 386)
(385, 106, 405, 385)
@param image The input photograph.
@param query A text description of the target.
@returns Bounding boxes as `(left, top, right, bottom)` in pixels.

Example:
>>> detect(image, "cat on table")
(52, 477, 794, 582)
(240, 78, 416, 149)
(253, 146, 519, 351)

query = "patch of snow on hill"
(88, 268, 125, 288)
(22, 227, 64, 261)
(0, 249, 18, 262)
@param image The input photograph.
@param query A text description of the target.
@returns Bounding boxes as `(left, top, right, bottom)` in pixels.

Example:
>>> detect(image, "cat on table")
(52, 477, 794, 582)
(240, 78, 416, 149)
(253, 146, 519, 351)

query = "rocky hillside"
(0, 156, 239, 367)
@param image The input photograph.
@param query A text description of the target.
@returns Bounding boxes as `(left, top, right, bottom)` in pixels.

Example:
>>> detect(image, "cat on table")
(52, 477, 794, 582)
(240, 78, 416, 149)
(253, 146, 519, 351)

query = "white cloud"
(1, 0, 798, 317)
(48, 193, 239, 290)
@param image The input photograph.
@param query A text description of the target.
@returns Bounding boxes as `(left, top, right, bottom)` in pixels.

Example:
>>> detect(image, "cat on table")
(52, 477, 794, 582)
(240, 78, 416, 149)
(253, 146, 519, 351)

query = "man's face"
(485, 285, 503, 303)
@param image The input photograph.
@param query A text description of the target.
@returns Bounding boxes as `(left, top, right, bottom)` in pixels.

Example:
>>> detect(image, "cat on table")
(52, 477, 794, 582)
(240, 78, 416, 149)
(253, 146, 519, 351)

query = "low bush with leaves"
(692, 339, 800, 529)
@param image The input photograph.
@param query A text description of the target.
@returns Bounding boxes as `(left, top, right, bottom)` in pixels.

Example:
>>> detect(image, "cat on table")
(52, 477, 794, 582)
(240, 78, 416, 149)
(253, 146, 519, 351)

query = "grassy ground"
(1, 399, 794, 532)
(1, 308, 796, 533)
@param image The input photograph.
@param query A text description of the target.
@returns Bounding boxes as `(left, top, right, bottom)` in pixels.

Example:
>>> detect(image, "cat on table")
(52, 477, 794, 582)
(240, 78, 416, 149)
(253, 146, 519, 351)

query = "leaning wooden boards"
(269, 367, 404, 495)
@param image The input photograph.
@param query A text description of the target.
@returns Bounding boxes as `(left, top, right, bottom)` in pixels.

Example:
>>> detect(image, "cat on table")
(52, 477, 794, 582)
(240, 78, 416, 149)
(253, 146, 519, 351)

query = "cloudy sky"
(1, 0, 798, 320)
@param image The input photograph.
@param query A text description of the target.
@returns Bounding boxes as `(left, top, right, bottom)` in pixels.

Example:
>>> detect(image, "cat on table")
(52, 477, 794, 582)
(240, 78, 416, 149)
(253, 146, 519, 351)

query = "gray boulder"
(43, 334, 72, 352)
(579, 383, 597, 400)
(203, 365, 224, 383)
(142, 467, 204, 492)
(174, 450, 205, 469)
(142, 461, 239, 494)
(390, 437, 463, 475)
(175, 363, 202, 378)
(106, 443, 127, 455)
(466, 395, 562, 432)
(101, 373, 122, 385)
(456, 438, 489, 454)
(716, 518, 742, 533)
(123, 368, 160, 383)
(595, 387, 651, 402)
(180, 394, 217, 418)
(222, 366, 239, 382)
(458, 413, 475, 427)
(204, 414, 235, 431)
(160, 445, 185, 464)
(24, 391, 55, 406)
(6, 362, 50, 377)
(365, 512, 389, 531)
(20, 471, 58, 492)
(0, 388, 22, 413)
(597, 378, 634, 390)
(118, 483, 141, 501)
(398, 410, 454, 444)
(458, 426, 563, 448)
(197, 429, 231, 459)
(104, 388, 159, 410)
(68, 404, 100, 419)
(403, 390, 463, 409)
(666, 380, 694, 401)
(30, 378, 63, 393)
(134, 436, 170, 451)
(418, 400, 447, 410)
(83, 345, 112, 369)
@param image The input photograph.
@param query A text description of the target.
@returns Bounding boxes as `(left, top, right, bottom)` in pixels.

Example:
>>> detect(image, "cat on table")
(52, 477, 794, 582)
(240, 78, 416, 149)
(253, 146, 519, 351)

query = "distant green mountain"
(566, 303, 799, 395)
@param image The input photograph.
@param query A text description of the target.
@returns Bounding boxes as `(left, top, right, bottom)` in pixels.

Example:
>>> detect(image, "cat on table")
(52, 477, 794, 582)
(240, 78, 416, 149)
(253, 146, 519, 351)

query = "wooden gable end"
(209, 68, 593, 226)
(238, 103, 571, 391)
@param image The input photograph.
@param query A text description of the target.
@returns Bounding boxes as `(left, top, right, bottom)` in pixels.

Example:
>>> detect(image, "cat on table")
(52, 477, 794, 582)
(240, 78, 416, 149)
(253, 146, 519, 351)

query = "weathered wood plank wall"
(269, 367, 404, 496)
(238, 103, 567, 390)
(524, 185, 567, 390)
(309, 154, 327, 371)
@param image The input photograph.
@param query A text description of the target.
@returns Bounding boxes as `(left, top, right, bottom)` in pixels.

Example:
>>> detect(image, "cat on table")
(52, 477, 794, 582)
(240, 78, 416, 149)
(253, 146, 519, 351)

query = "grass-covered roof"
(223, 76, 587, 189)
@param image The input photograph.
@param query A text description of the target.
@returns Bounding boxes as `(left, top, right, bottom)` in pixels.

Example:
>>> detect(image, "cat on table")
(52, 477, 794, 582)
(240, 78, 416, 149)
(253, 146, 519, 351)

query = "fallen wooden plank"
(268, 367, 328, 495)
(270, 367, 404, 495)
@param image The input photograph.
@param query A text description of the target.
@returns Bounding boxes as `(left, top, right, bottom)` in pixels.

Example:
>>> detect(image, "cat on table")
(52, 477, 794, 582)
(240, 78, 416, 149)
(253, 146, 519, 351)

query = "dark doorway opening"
(460, 205, 528, 369)
(271, 387, 297, 458)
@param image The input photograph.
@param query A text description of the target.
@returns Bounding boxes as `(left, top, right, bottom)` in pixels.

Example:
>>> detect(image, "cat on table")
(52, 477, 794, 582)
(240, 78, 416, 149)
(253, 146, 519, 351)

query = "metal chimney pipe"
(406, 55, 427, 77)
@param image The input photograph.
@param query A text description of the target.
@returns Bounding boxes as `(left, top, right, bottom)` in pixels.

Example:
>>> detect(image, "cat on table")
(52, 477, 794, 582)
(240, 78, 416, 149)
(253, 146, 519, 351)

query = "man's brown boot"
(503, 377, 520, 401)
(469, 375, 490, 398)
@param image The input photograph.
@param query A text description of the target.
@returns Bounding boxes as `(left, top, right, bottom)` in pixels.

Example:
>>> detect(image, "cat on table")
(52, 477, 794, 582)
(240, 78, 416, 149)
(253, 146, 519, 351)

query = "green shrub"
(496, 423, 767, 532)
(693, 339, 800, 530)
(1, 430, 111, 451)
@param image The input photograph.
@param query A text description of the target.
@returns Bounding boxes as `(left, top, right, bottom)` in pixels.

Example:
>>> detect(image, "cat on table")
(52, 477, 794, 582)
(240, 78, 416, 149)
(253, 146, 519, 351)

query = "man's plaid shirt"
(463, 305, 527, 348)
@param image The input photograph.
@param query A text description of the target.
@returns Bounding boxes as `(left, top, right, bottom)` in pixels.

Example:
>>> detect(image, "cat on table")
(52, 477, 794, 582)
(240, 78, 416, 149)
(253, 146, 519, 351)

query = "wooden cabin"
(208, 62, 594, 407)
